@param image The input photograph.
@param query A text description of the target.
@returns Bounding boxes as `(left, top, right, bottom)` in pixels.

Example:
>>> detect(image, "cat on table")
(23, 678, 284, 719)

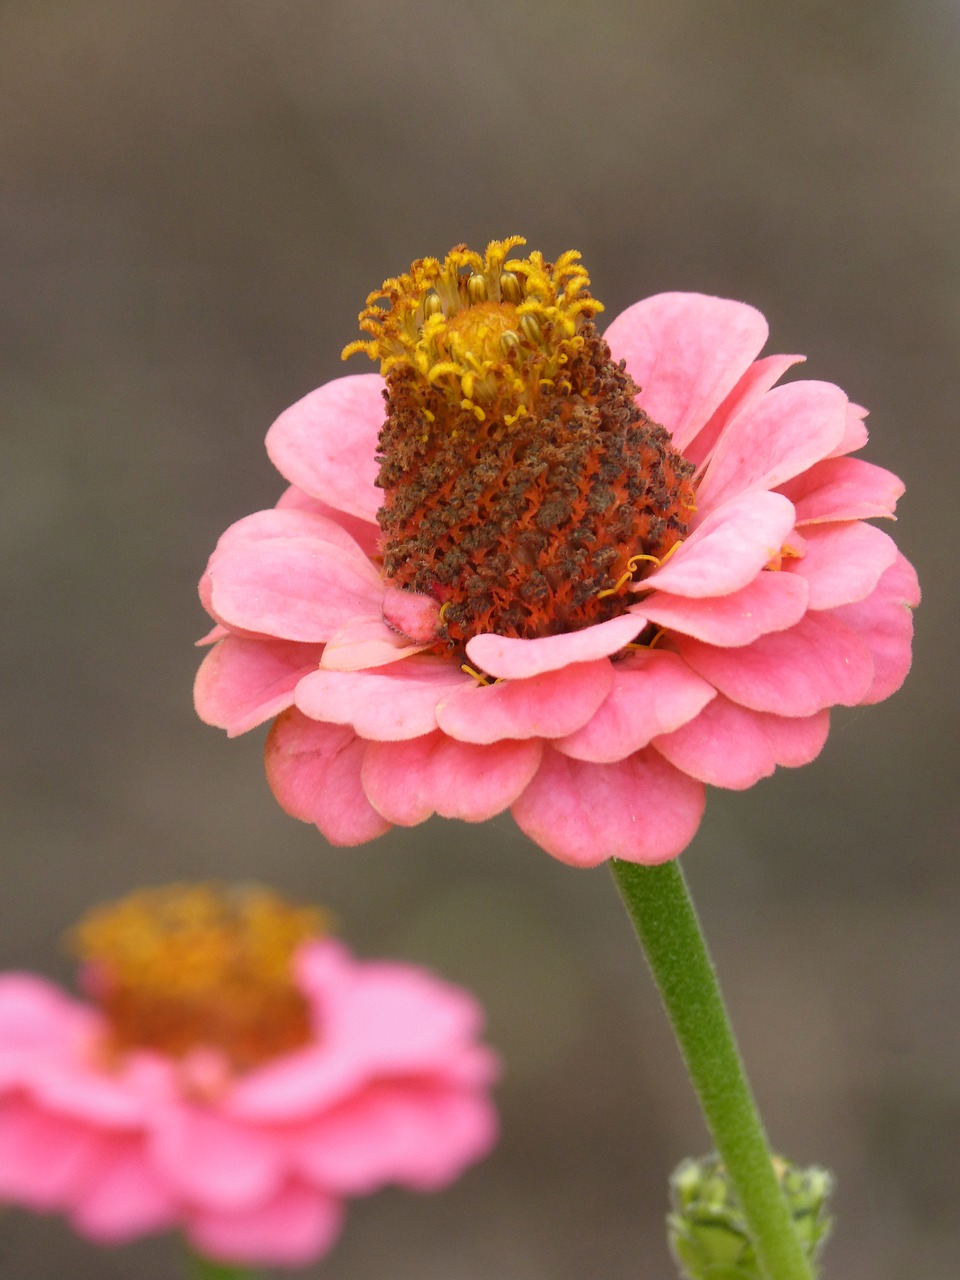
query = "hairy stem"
(610, 858, 814, 1280)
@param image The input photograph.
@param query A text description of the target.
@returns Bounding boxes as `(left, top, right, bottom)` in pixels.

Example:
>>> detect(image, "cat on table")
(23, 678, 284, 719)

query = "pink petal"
(362, 734, 542, 825)
(435, 660, 614, 744)
(197, 509, 375, 626)
(684, 353, 805, 469)
(295, 659, 469, 741)
(195, 636, 324, 736)
(831, 553, 919, 704)
(311, 948, 491, 1069)
(29, 1061, 147, 1128)
(0, 976, 88, 1049)
(696, 379, 849, 514)
(205, 505, 374, 565)
(511, 748, 706, 866)
(206, 537, 383, 642)
(265, 373, 384, 522)
(381, 586, 443, 643)
(603, 293, 769, 449)
(778, 456, 905, 524)
(465, 612, 647, 680)
(555, 650, 716, 763)
(653, 696, 830, 789)
(676, 611, 875, 716)
(148, 1106, 282, 1212)
(295, 1082, 498, 1194)
(785, 521, 898, 610)
(276, 485, 382, 558)
(642, 570, 808, 647)
(265, 710, 391, 845)
(70, 1137, 178, 1241)
(187, 1181, 344, 1268)
(827, 401, 870, 457)
(225, 1050, 361, 1125)
(644, 490, 796, 597)
(0, 1097, 107, 1208)
(320, 615, 431, 671)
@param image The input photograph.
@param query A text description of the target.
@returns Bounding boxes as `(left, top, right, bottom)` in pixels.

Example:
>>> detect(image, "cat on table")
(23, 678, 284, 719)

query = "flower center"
(71, 884, 326, 1070)
(344, 238, 696, 648)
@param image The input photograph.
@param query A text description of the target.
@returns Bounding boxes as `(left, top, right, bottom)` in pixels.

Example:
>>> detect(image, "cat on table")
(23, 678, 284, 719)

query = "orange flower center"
(71, 884, 326, 1070)
(344, 238, 696, 650)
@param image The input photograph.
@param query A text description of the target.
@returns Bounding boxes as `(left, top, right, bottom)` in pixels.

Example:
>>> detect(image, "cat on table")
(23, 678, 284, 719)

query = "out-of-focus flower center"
(344, 238, 696, 649)
(71, 884, 326, 1070)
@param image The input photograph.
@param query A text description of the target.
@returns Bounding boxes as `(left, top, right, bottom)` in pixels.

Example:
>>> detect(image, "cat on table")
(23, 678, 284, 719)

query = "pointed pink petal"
(207, 538, 382, 642)
(686, 354, 805, 469)
(642, 571, 808, 646)
(785, 521, 898, 609)
(265, 710, 391, 844)
(511, 748, 706, 866)
(653, 696, 830, 789)
(265, 373, 384, 522)
(196, 622, 230, 646)
(295, 659, 469, 741)
(276, 485, 382, 558)
(676, 611, 875, 716)
(294, 1082, 497, 1194)
(555, 650, 716, 763)
(778, 456, 905, 524)
(148, 1106, 282, 1212)
(187, 1183, 344, 1268)
(643, 490, 796, 597)
(435, 660, 614, 744)
(827, 401, 869, 457)
(830, 553, 919, 704)
(195, 636, 323, 736)
(362, 734, 542, 825)
(603, 293, 768, 449)
(465, 612, 646, 679)
(70, 1138, 178, 1240)
(696, 380, 849, 514)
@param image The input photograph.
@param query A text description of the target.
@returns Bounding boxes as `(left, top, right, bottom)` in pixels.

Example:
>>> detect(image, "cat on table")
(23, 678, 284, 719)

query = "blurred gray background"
(2, 2, 957, 1277)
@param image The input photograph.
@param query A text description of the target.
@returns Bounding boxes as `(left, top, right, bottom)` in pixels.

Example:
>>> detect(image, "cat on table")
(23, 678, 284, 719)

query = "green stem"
(185, 1247, 260, 1280)
(609, 858, 814, 1280)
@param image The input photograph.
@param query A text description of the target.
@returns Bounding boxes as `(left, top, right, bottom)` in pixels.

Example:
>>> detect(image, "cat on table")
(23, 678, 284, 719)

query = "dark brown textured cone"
(376, 324, 696, 650)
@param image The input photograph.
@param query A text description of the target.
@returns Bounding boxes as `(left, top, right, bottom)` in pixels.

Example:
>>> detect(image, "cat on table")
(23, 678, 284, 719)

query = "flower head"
(195, 240, 919, 866)
(0, 884, 498, 1267)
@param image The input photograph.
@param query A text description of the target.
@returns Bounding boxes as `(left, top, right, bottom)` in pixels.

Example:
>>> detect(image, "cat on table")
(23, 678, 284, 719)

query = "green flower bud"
(667, 1153, 834, 1280)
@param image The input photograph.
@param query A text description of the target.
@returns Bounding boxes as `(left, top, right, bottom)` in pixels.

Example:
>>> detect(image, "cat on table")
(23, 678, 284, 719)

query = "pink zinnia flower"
(0, 885, 497, 1268)
(195, 238, 919, 866)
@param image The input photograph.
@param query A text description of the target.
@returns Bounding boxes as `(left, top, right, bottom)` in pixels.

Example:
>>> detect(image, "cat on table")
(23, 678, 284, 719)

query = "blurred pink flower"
(0, 886, 497, 1268)
(195, 243, 919, 866)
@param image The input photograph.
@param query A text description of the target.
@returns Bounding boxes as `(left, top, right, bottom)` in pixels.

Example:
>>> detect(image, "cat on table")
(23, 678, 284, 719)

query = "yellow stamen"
(597, 539, 685, 600)
(597, 569, 635, 599)
(460, 663, 493, 686)
(342, 237, 603, 423)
